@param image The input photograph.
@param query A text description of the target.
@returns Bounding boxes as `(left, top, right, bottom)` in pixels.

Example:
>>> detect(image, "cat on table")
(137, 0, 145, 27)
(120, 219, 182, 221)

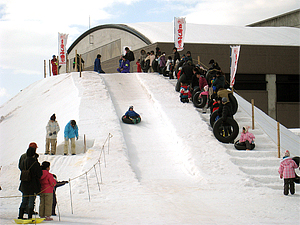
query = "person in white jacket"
(45, 114, 60, 155)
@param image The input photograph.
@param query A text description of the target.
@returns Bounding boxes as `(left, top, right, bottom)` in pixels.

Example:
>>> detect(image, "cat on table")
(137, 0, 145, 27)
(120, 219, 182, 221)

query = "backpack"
(20, 161, 36, 182)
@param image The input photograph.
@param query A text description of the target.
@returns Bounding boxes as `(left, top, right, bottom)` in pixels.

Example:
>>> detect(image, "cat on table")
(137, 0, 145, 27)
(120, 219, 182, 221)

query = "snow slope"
(0, 72, 299, 224)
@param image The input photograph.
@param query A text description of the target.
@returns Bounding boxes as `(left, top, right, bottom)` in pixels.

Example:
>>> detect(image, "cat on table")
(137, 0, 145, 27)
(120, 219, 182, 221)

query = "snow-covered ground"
(0, 72, 299, 225)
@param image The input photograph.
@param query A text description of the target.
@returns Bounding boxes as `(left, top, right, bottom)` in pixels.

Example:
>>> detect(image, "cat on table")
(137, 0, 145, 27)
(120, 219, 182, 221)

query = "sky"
(0, 0, 299, 105)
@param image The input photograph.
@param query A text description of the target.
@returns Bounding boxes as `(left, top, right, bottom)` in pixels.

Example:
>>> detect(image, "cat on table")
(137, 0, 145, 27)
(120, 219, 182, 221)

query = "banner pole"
(44, 60, 46, 78)
(251, 99, 255, 129)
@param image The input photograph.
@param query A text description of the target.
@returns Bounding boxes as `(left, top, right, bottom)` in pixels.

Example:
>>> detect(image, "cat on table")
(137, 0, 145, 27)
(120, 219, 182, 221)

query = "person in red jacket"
(51, 55, 58, 76)
(136, 59, 142, 73)
(39, 161, 56, 221)
(278, 150, 299, 195)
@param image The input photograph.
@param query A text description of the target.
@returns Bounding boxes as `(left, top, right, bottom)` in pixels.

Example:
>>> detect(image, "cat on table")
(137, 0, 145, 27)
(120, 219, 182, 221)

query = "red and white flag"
(58, 33, 68, 65)
(174, 17, 186, 52)
(230, 45, 241, 88)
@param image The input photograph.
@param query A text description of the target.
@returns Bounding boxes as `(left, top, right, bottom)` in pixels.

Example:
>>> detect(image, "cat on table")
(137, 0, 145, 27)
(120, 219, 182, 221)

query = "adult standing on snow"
(278, 150, 299, 195)
(94, 54, 105, 73)
(51, 55, 58, 76)
(64, 120, 79, 155)
(18, 147, 42, 220)
(124, 47, 135, 72)
(45, 114, 60, 155)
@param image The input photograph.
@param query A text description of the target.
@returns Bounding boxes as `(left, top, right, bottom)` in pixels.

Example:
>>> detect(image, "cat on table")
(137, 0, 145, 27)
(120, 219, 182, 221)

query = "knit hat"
(284, 150, 290, 157)
(129, 106, 133, 110)
(50, 114, 56, 121)
(29, 142, 38, 149)
(222, 97, 228, 103)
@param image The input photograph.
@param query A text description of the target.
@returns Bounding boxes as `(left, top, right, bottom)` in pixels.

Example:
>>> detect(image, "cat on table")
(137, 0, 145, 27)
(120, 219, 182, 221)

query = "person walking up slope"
(64, 120, 79, 155)
(278, 150, 298, 195)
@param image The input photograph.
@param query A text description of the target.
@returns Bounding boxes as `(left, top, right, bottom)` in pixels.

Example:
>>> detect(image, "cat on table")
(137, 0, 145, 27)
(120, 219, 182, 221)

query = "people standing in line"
(45, 114, 60, 155)
(149, 51, 155, 72)
(52, 174, 68, 216)
(64, 120, 79, 155)
(117, 55, 130, 73)
(124, 47, 135, 72)
(39, 161, 56, 221)
(94, 54, 105, 73)
(51, 55, 58, 76)
(136, 59, 142, 73)
(18, 145, 42, 220)
(139, 49, 147, 72)
(144, 52, 151, 72)
(278, 150, 299, 195)
(173, 47, 181, 65)
(158, 52, 166, 74)
(175, 60, 194, 92)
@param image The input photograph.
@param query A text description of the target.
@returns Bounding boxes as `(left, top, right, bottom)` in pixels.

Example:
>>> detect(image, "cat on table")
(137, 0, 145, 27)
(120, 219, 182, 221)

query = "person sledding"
(122, 106, 141, 124)
(235, 126, 255, 150)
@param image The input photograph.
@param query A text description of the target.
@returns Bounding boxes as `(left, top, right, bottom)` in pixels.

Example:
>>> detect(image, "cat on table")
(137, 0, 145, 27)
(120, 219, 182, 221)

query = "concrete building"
(66, 22, 300, 128)
(248, 8, 300, 28)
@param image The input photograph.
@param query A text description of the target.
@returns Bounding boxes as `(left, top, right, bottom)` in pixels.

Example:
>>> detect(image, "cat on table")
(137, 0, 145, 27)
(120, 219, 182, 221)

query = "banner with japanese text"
(58, 33, 68, 65)
(174, 17, 186, 51)
(230, 45, 241, 88)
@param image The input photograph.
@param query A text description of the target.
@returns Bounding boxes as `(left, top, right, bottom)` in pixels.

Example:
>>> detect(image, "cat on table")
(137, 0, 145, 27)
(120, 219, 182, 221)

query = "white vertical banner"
(230, 45, 241, 88)
(58, 33, 68, 65)
(174, 17, 186, 52)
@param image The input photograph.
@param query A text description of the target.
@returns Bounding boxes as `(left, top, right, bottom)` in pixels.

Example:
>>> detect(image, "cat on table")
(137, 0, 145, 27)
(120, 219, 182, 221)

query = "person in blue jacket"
(94, 54, 105, 73)
(124, 106, 141, 124)
(117, 55, 130, 73)
(64, 120, 79, 155)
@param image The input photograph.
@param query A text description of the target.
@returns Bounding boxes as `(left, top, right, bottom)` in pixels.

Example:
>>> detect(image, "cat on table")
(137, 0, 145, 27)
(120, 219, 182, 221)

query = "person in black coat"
(173, 47, 181, 65)
(18, 147, 42, 219)
(220, 97, 233, 137)
(175, 60, 194, 92)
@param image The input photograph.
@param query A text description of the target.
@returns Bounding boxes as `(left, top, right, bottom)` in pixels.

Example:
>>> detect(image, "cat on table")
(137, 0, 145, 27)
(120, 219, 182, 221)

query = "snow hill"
(0, 72, 299, 225)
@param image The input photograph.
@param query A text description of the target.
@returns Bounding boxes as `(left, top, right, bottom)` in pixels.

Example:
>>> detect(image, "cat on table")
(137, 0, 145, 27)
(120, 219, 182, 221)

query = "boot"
(18, 208, 25, 219)
(28, 208, 33, 219)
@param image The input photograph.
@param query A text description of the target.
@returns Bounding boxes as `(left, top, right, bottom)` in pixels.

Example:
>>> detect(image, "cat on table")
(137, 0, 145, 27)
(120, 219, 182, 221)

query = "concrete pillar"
(266, 74, 276, 120)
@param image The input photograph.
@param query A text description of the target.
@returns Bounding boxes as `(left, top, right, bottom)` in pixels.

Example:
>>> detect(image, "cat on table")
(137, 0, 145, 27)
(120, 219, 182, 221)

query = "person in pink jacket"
(39, 161, 56, 221)
(278, 150, 298, 195)
(239, 126, 255, 150)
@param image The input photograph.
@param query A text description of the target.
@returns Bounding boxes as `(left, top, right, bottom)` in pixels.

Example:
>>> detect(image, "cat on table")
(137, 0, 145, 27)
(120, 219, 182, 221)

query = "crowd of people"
(18, 143, 68, 221)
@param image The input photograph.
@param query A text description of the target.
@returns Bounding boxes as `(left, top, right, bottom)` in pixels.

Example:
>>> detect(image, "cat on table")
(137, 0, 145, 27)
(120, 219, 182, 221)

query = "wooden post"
(57, 56, 60, 75)
(277, 122, 280, 158)
(44, 60, 47, 78)
(84, 134, 86, 153)
(75, 50, 78, 72)
(197, 56, 200, 65)
(49, 60, 51, 76)
(251, 99, 255, 129)
(79, 54, 82, 77)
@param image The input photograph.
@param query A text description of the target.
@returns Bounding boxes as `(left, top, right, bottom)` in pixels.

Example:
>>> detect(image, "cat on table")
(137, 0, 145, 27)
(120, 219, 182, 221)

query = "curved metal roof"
(67, 24, 152, 54)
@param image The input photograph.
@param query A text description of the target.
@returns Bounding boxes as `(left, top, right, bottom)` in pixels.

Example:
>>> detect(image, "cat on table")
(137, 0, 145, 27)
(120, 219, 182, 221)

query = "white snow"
(0, 72, 299, 224)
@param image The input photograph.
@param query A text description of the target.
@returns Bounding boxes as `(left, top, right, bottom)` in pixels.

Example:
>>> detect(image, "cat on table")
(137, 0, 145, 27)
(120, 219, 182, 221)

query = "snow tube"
(122, 115, 141, 124)
(293, 157, 300, 184)
(228, 93, 238, 115)
(213, 117, 239, 143)
(234, 140, 255, 150)
(193, 91, 208, 108)
(210, 109, 220, 127)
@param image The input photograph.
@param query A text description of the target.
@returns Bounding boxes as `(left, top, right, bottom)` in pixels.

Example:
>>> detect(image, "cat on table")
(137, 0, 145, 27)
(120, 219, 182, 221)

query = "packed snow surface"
(0, 72, 299, 224)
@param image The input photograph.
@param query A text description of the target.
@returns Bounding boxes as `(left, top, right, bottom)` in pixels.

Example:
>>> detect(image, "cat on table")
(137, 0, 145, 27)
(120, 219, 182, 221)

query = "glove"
(76, 136, 78, 140)
(280, 174, 283, 179)
(53, 131, 56, 135)
(213, 86, 216, 91)
(49, 133, 52, 136)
